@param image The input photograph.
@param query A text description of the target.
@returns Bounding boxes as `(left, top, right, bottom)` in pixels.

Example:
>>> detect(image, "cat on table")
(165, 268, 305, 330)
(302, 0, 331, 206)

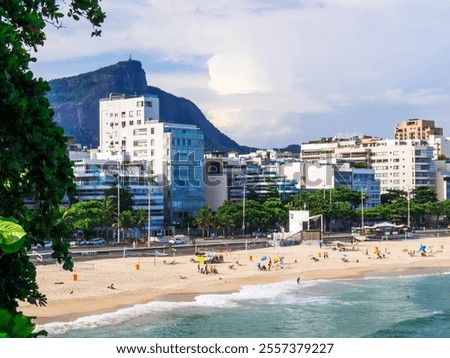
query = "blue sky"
(31, 0, 450, 149)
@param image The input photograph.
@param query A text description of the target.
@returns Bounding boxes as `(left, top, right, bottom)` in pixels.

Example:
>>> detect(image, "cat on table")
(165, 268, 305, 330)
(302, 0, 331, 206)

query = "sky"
(31, 0, 450, 149)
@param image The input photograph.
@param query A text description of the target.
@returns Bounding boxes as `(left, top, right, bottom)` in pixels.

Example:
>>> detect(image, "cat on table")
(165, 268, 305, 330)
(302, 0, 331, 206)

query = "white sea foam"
(40, 300, 194, 335)
(40, 278, 326, 335)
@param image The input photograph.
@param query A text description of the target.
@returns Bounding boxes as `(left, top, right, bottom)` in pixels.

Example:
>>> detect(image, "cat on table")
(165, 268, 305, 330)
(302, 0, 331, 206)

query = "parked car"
(169, 238, 185, 245)
(251, 231, 263, 238)
(77, 239, 89, 246)
(37, 240, 52, 248)
(88, 238, 106, 245)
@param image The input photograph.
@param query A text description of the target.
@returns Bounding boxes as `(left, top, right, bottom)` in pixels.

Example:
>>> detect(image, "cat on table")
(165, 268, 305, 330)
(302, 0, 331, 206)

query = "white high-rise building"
(96, 93, 205, 226)
(369, 139, 435, 193)
(300, 136, 435, 193)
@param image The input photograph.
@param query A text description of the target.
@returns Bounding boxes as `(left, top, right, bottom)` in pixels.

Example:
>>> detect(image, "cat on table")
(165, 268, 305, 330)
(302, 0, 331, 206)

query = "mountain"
(47, 59, 252, 152)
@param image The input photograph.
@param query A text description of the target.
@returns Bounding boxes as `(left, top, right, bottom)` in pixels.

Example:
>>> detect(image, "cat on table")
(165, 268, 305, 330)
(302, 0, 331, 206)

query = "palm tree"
(99, 197, 115, 243)
(193, 205, 213, 237)
(112, 210, 135, 241)
(134, 208, 147, 238)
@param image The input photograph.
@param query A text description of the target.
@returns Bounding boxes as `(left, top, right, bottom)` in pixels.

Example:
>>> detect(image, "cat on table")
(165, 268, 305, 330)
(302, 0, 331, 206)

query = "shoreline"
(20, 237, 450, 326)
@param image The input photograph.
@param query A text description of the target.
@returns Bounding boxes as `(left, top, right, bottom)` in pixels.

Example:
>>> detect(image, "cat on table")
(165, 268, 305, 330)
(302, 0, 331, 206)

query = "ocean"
(40, 271, 450, 338)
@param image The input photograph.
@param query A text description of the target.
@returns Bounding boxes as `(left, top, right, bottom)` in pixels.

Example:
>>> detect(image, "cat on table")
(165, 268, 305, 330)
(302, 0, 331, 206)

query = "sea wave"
(40, 278, 328, 336)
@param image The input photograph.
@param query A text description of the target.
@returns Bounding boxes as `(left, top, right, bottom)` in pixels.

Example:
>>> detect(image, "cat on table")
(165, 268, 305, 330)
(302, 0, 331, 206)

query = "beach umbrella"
(416, 244, 426, 253)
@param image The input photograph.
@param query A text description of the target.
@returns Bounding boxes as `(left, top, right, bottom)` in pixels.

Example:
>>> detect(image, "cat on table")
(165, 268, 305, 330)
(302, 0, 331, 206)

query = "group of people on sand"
(197, 263, 218, 275)
(257, 257, 279, 271)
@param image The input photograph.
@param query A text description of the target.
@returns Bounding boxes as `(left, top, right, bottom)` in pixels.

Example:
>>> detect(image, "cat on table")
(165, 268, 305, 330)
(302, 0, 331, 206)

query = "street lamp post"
(242, 182, 246, 236)
(147, 179, 151, 244)
(407, 188, 411, 229)
(361, 188, 365, 229)
(117, 171, 120, 244)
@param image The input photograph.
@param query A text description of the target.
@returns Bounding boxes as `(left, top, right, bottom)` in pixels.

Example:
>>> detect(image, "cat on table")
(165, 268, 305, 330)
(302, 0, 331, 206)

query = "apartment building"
(394, 119, 443, 141)
(435, 160, 450, 200)
(71, 157, 165, 234)
(96, 93, 204, 227)
(370, 139, 435, 193)
(299, 135, 435, 193)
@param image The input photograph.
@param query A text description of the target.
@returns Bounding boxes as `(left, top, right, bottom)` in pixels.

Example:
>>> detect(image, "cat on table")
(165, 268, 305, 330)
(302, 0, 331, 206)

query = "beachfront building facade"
(334, 167, 381, 209)
(203, 151, 299, 210)
(299, 136, 435, 194)
(435, 160, 450, 200)
(96, 93, 205, 228)
(71, 157, 165, 236)
(369, 139, 435, 193)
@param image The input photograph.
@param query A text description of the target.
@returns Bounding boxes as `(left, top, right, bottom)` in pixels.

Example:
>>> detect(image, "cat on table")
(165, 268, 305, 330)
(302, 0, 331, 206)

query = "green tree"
(105, 184, 135, 212)
(244, 199, 268, 230)
(98, 196, 116, 242)
(215, 201, 241, 236)
(0, 0, 105, 337)
(63, 201, 104, 237)
(381, 189, 406, 204)
(117, 210, 135, 239)
(193, 206, 213, 237)
(412, 186, 437, 204)
(134, 208, 148, 237)
(262, 198, 289, 228)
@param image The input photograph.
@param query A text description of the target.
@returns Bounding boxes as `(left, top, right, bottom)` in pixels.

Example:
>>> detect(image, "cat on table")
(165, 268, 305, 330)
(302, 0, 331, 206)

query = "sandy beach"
(20, 236, 450, 325)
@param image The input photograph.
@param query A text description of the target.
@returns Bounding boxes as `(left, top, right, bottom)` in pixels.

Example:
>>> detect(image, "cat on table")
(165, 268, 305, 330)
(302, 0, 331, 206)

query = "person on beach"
(297, 277, 301, 284)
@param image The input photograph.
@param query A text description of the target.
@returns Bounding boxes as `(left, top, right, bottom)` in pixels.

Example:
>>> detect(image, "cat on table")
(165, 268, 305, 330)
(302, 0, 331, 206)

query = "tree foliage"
(0, 0, 105, 337)
(63, 200, 104, 235)
(193, 206, 213, 237)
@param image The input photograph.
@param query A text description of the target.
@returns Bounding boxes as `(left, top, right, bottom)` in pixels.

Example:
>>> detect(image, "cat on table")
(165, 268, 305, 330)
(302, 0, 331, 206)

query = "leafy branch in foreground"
(0, 0, 105, 337)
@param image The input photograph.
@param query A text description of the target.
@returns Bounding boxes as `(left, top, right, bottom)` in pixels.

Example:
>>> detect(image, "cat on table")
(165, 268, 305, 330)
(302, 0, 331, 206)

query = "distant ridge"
(47, 59, 253, 152)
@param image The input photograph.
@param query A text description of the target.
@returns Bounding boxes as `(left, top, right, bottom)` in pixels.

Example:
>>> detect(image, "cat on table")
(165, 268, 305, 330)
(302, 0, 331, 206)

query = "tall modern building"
(394, 119, 443, 141)
(96, 93, 205, 227)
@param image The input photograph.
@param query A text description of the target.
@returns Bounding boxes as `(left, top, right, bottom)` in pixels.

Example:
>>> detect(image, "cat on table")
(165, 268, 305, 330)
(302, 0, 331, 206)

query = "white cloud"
(362, 88, 450, 106)
(207, 52, 272, 95)
(31, 0, 450, 147)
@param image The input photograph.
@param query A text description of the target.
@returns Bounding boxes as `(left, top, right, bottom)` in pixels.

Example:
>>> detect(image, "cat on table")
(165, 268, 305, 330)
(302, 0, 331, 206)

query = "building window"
(145, 101, 153, 107)
(137, 101, 144, 107)
(150, 128, 154, 135)
(129, 111, 134, 117)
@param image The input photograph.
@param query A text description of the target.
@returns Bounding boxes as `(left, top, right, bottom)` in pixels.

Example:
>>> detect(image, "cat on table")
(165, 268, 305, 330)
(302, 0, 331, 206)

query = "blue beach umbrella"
(416, 244, 426, 253)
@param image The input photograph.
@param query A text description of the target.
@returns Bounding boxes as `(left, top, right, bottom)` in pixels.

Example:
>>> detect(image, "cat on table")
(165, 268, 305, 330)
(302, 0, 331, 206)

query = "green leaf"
(11, 314, 35, 338)
(0, 238, 24, 254)
(0, 219, 26, 253)
(0, 308, 12, 328)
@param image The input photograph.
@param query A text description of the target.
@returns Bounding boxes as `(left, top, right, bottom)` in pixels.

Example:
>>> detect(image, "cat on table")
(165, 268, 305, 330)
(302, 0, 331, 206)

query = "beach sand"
(20, 236, 450, 325)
